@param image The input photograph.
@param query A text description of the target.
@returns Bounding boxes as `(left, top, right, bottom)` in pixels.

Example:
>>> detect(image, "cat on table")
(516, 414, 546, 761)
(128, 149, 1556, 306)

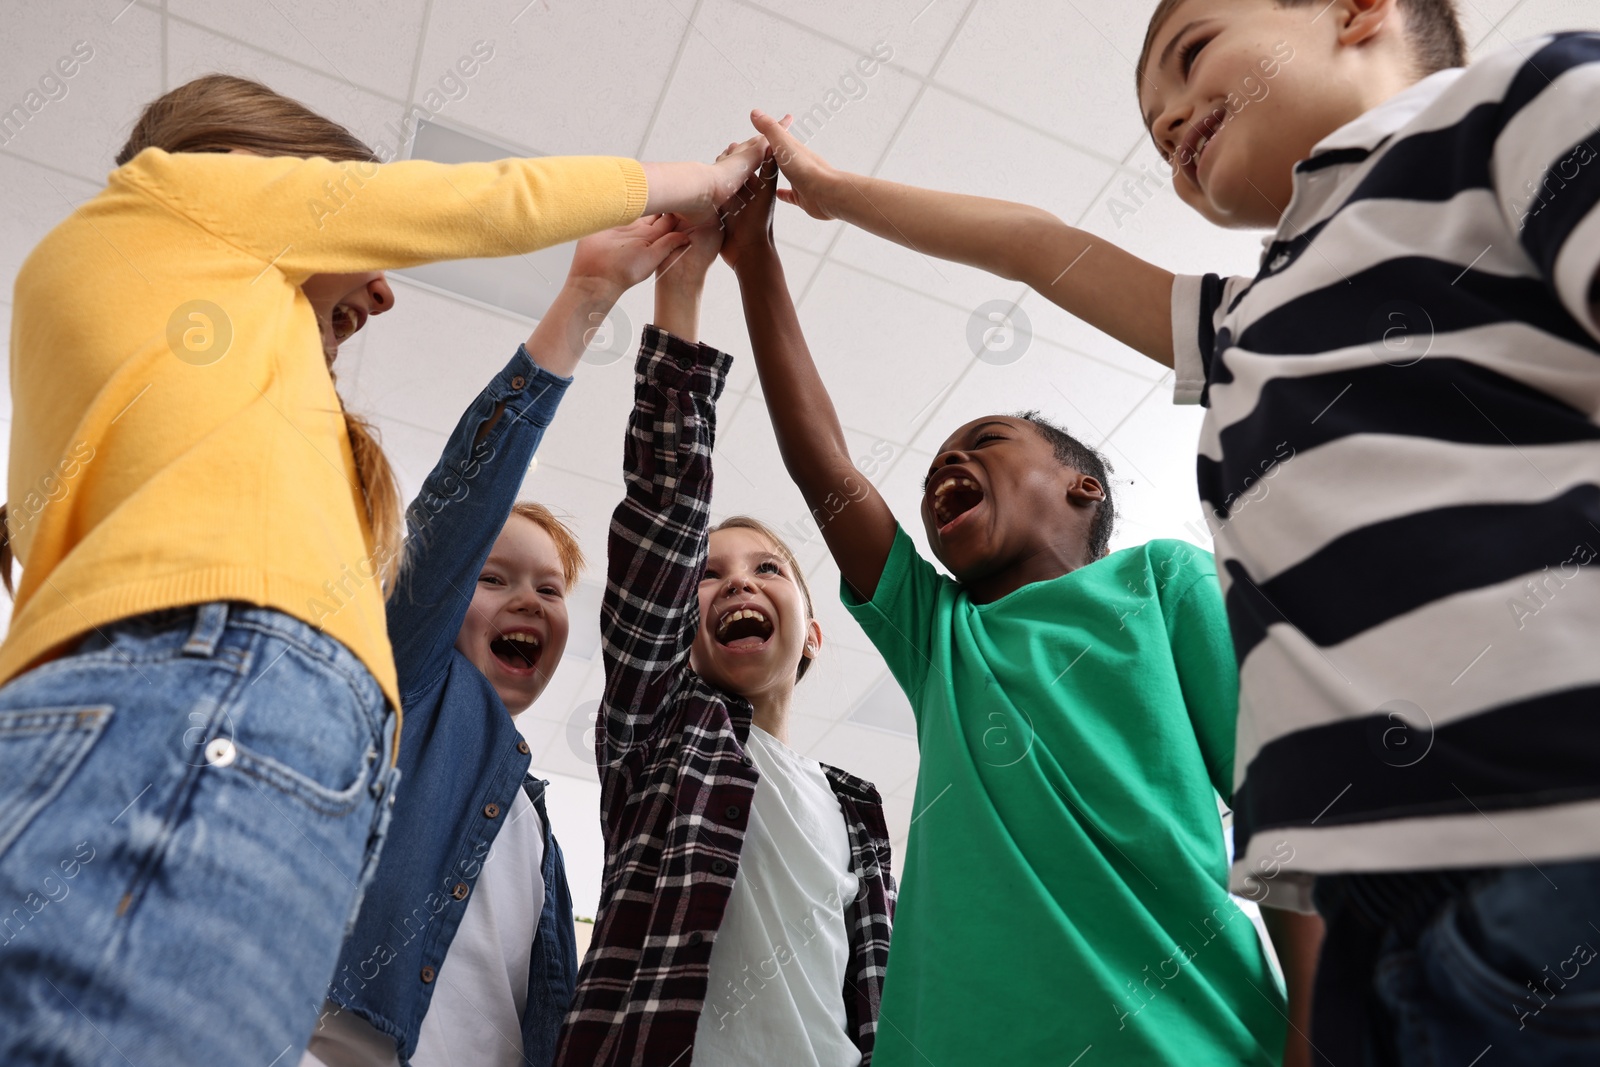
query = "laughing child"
(716, 155, 1288, 1064)
(554, 188, 895, 1067)
(302, 217, 692, 1067)
(749, 1, 1600, 1061)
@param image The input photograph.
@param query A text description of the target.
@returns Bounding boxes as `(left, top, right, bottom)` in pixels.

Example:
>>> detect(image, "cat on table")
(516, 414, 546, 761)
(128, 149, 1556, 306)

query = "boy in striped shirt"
(751, 0, 1600, 1063)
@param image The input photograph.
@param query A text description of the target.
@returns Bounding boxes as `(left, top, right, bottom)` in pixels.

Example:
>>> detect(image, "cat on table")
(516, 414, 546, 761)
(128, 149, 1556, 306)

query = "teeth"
(716, 607, 769, 636)
(502, 632, 540, 647)
(933, 477, 978, 497)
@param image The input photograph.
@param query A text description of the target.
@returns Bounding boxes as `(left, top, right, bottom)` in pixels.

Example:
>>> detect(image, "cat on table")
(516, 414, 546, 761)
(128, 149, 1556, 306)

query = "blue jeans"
(1313, 859, 1600, 1066)
(0, 603, 399, 1065)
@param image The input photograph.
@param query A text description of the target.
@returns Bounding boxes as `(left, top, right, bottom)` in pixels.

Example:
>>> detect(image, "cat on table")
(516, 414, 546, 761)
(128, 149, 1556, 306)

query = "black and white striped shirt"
(1171, 33, 1600, 910)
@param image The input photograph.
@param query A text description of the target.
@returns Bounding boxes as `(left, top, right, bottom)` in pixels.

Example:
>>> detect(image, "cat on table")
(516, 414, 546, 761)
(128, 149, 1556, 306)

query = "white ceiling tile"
(801, 554, 888, 655)
(1457, 0, 1518, 54)
(794, 262, 974, 441)
(642, 0, 924, 179)
(0, 155, 100, 302)
(806, 721, 918, 796)
(0, 2, 161, 181)
(520, 654, 600, 729)
(1488, 0, 1598, 48)
(740, 0, 970, 78)
(864, 84, 1117, 224)
(705, 393, 814, 527)
(880, 794, 915, 854)
(414, 0, 685, 156)
(518, 461, 622, 570)
(166, 0, 426, 101)
(934, 0, 1151, 158)
(339, 277, 538, 432)
(906, 334, 1161, 455)
(794, 642, 892, 723)
(165, 19, 408, 160)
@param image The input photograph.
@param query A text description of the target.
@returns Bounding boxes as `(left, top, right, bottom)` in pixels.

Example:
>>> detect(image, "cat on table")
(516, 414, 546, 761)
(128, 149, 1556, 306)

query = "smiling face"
(454, 514, 572, 714)
(300, 270, 394, 363)
(921, 416, 1104, 592)
(1137, 0, 1391, 228)
(690, 526, 821, 708)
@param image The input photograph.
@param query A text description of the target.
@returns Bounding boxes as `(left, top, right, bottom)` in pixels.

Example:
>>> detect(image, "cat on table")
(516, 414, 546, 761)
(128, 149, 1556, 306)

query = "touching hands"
(718, 146, 780, 272)
(566, 215, 692, 303)
(750, 109, 838, 221)
(657, 211, 725, 287)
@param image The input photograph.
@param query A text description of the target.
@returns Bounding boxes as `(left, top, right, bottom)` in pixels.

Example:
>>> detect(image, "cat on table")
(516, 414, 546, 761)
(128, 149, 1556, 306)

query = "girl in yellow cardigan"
(0, 74, 762, 1065)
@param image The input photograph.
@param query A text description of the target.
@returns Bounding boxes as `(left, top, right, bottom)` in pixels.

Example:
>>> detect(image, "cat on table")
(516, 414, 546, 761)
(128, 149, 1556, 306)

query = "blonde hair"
(709, 515, 816, 682)
(107, 74, 404, 592)
(510, 502, 586, 590)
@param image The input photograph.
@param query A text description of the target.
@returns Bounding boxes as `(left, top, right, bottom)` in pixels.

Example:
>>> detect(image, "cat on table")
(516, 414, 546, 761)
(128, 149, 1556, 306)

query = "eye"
(478, 573, 504, 586)
(757, 560, 781, 575)
(540, 585, 564, 598)
(1178, 34, 1212, 78)
(975, 433, 1005, 445)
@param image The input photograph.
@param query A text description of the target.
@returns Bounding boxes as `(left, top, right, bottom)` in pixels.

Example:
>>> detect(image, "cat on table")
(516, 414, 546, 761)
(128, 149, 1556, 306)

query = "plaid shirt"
(555, 327, 896, 1067)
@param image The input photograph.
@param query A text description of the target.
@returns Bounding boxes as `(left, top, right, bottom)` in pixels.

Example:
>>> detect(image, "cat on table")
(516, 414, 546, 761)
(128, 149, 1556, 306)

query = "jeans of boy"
(1312, 858, 1600, 1066)
(0, 602, 399, 1065)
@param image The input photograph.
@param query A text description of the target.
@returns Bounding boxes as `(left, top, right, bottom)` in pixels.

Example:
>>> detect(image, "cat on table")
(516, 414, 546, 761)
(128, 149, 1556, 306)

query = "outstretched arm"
(387, 217, 692, 694)
(596, 213, 731, 787)
(752, 110, 1177, 367)
(721, 153, 899, 600)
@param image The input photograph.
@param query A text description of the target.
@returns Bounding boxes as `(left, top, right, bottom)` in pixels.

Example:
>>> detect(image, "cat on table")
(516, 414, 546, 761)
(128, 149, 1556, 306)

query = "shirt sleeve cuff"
(1170, 273, 1207, 406)
(636, 324, 734, 401)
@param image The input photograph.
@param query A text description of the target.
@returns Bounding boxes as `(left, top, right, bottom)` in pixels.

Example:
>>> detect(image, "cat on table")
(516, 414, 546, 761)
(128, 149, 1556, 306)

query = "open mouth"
(715, 607, 774, 649)
(329, 302, 365, 344)
(489, 630, 542, 673)
(930, 473, 984, 533)
(1179, 107, 1227, 185)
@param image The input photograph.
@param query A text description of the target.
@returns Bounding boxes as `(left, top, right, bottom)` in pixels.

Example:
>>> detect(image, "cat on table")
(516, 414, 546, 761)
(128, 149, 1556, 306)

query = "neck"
(749, 685, 793, 745)
(965, 541, 1096, 604)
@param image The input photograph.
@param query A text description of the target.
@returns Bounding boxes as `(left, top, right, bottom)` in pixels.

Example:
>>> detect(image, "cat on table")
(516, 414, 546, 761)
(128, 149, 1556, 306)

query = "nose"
(721, 571, 757, 598)
(507, 584, 544, 616)
(932, 448, 970, 470)
(366, 274, 394, 315)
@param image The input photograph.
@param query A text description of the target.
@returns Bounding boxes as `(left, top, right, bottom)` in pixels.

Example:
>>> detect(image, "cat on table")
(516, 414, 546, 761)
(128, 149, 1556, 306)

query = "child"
(751, 2, 1600, 1061)
(0, 73, 763, 1063)
(719, 153, 1289, 1065)
(553, 200, 896, 1067)
(300, 219, 687, 1067)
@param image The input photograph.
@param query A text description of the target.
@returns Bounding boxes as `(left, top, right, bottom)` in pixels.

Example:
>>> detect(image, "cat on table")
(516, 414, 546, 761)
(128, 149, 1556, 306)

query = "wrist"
(561, 272, 624, 307)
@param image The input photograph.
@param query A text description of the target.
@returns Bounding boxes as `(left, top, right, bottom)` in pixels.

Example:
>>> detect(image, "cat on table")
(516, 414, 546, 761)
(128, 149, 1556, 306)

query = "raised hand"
(567, 214, 692, 303)
(657, 211, 725, 285)
(750, 109, 837, 221)
(717, 148, 779, 272)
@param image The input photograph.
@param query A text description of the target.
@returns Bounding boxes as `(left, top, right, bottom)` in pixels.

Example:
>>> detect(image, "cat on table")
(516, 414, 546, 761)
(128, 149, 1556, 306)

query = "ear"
(1337, 0, 1398, 50)
(803, 617, 824, 662)
(1066, 473, 1106, 505)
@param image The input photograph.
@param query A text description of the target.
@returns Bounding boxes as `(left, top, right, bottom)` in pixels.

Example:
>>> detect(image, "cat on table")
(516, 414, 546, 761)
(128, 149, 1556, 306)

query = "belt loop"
(182, 602, 230, 657)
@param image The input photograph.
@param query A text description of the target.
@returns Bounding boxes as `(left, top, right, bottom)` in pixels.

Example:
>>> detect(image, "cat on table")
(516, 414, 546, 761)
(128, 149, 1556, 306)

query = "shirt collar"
(1306, 67, 1465, 156)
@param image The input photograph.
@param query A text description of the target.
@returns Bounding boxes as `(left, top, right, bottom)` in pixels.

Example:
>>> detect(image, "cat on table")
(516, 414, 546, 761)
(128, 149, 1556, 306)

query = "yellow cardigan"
(5, 148, 647, 716)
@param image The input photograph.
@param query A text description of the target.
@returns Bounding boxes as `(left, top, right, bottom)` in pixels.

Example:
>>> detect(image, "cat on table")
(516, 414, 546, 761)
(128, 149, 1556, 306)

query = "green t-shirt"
(844, 529, 1285, 1065)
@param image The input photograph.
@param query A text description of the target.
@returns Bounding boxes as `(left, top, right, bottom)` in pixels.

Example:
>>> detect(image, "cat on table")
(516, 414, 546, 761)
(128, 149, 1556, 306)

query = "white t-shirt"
(301, 786, 545, 1067)
(693, 725, 862, 1067)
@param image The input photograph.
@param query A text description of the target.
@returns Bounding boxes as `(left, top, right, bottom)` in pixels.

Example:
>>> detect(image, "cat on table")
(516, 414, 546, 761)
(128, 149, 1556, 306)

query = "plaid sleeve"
(598, 326, 733, 790)
(1491, 33, 1600, 339)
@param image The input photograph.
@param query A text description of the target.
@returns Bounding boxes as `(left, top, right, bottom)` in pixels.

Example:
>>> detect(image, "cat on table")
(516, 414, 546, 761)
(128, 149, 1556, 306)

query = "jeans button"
(420, 966, 436, 983)
(204, 738, 237, 768)
(451, 882, 470, 901)
(483, 803, 500, 819)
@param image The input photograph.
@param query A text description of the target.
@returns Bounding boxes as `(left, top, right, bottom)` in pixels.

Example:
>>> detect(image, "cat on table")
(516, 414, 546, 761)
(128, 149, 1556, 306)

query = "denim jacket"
(324, 350, 578, 1066)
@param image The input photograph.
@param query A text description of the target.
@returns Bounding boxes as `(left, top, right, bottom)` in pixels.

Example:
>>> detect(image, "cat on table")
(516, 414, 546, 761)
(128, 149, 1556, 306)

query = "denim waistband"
(103, 602, 385, 711)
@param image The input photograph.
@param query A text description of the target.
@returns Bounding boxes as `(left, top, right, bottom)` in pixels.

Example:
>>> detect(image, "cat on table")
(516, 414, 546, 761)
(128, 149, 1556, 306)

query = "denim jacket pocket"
(0, 706, 113, 858)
